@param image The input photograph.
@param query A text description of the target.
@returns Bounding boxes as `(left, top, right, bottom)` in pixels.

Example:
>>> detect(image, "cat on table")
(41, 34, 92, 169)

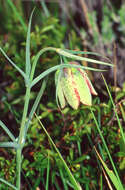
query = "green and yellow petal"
(55, 70, 66, 108)
(73, 69, 92, 106)
(61, 69, 80, 110)
(78, 69, 97, 95)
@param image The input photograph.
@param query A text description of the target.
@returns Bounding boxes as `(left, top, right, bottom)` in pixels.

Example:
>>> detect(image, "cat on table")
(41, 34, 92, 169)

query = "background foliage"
(0, 0, 125, 189)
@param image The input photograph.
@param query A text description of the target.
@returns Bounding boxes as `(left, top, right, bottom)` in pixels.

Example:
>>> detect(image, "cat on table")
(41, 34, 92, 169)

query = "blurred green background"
(0, 0, 125, 189)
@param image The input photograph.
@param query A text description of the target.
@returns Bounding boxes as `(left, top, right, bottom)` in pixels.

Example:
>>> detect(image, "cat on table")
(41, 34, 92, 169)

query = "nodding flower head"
(55, 61, 97, 110)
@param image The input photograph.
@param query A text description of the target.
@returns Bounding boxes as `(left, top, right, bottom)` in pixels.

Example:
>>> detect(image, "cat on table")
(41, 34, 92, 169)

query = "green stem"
(15, 47, 56, 190)
(15, 47, 60, 189)
(16, 149, 22, 189)
(19, 87, 31, 145)
(16, 86, 31, 190)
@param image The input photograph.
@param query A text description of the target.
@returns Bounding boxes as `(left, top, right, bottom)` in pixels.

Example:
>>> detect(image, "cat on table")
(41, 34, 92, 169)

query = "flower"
(55, 61, 97, 110)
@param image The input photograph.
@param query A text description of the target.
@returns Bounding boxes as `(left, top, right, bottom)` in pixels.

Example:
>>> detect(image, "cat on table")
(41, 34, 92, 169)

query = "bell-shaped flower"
(55, 61, 97, 110)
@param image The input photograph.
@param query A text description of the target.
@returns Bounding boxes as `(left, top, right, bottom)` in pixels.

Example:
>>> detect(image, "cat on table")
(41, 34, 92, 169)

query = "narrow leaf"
(95, 147, 124, 190)
(91, 109, 124, 190)
(31, 64, 105, 88)
(101, 166, 114, 190)
(119, 103, 125, 122)
(56, 49, 113, 67)
(0, 178, 17, 190)
(0, 47, 26, 79)
(64, 49, 111, 63)
(46, 153, 50, 190)
(102, 74, 125, 145)
(26, 8, 35, 77)
(0, 142, 19, 148)
(7, 0, 27, 31)
(0, 120, 16, 142)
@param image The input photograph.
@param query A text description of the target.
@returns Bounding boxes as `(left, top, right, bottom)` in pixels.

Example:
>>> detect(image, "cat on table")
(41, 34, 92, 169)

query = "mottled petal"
(70, 61, 97, 95)
(61, 69, 80, 109)
(57, 80, 66, 108)
(78, 69, 97, 95)
(73, 69, 92, 105)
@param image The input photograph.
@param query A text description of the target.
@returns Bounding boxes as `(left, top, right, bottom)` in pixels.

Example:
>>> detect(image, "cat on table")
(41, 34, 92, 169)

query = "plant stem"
(16, 148, 22, 189)
(16, 86, 31, 190)
(18, 87, 31, 145)
(15, 47, 56, 190)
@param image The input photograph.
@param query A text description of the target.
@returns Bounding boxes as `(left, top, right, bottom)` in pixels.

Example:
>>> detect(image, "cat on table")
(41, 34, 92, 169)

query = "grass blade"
(101, 166, 113, 190)
(0, 178, 17, 190)
(35, 113, 82, 190)
(7, 0, 27, 31)
(59, 168, 68, 190)
(102, 74, 125, 145)
(91, 109, 124, 190)
(40, 0, 50, 17)
(119, 103, 125, 122)
(46, 153, 50, 190)
(100, 173, 103, 190)
(95, 147, 123, 190)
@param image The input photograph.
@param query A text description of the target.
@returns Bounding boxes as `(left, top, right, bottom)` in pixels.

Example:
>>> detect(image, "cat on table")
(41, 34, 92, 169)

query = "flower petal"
(55, 70, 66, 108)
(57, 80, 66, 108)
(70, 61, 97, 95)
(61, 69, 80, 109)
(79, 69, 97, 95)
(73, 69, 92, 105)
